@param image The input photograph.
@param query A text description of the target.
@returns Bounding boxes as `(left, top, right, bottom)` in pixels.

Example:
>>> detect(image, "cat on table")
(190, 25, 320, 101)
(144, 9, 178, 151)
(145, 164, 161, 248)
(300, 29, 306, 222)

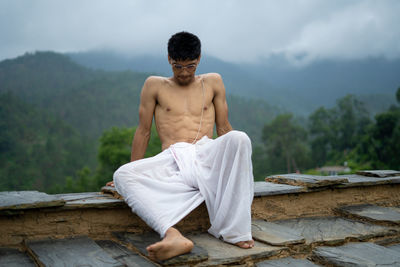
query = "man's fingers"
(105, 181, 115, 187)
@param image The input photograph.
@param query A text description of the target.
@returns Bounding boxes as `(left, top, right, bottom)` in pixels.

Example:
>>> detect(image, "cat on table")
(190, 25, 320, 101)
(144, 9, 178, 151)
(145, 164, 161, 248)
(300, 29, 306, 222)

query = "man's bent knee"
(226, 130, 252, 148)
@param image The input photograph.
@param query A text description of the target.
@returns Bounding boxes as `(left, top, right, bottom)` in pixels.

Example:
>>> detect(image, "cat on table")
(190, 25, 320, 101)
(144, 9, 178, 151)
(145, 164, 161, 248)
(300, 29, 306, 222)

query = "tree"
(93, 125, 162, 188)
(356, 104, 400, 169)
(397, 86, 400, 103)
(261, 114, 310, 174)
(308, 95, 371, 167)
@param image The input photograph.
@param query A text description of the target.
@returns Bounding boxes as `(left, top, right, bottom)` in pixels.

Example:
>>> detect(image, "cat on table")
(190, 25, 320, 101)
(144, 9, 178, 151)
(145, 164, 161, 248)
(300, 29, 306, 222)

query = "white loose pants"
(113, 130, 254, 244)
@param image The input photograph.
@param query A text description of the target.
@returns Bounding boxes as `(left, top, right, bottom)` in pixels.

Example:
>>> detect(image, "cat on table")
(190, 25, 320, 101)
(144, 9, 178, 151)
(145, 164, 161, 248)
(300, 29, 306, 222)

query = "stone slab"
(252, 220, 305, 246)
(256, 257, 319, 267)
(336, 174, 400, 188)
(113, 231, 208, 265)
(0, 191, 65, 211)
(254, 182, 305, 197)
(357, 169, 400, 177)
(27, 236, 122, 267)
(189, 233, 287, 266)
(265, 174, 348, 188)
(96, 240, 157, 267)
(54, 192, 103, 201)
(312, 242, 400, 266)
(387, 244, 400, 253)
(0, 248, 36, 267)
(54, 192, 125, 209)
(337, 204, 400, 224)
(274, 216, 396, 245)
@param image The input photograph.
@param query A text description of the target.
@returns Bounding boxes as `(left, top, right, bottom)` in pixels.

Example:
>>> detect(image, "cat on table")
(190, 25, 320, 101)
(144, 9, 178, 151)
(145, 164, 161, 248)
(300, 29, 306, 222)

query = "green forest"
(0, 52, 399, 192)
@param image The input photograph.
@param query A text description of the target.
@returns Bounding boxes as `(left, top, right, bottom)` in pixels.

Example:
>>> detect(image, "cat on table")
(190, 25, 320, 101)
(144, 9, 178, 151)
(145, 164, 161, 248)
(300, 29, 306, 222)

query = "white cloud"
(0, 0, 399, 65)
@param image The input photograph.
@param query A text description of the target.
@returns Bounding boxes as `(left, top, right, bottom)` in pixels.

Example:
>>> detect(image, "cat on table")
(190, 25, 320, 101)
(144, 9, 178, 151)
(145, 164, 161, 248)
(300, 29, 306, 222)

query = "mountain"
(0, 51, 277, 192)
(68, 51, 400, 115)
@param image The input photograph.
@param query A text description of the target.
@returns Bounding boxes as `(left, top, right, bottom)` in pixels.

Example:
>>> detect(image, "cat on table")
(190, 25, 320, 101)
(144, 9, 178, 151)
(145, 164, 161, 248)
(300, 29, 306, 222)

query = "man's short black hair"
(168, 31, 201, 61)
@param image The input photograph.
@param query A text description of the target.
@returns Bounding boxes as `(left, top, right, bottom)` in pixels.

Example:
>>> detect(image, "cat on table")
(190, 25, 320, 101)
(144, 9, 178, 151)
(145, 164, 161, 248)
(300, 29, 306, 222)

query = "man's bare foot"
(235, 239, 254, 249)
(146, 227, 194, 261)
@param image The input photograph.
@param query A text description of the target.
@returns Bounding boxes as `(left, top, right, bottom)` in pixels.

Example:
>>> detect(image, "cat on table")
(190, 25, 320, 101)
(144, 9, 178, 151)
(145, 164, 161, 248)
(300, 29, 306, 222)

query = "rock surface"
(96, 240, 157, 267)
(55, 192, 125, 209)
(256, 257, 319, 267)
(336, 174, 400, 188)
(113, 231, 208, 266)
(312, 242, 400, 266)
(337, 204, 400, 224)
(254, 182, 305, 196)
(356, 170, 400, 177)
(387, 243, 400, 253)
(0, 191, 65, 212)
(275, 216, 396, 245)
(0, 248, 36, 267)
(189, 233, 287, 266)
(252, 220, 305, 245)
(27, 236, 122, 267)
(265, 174, 348, 188)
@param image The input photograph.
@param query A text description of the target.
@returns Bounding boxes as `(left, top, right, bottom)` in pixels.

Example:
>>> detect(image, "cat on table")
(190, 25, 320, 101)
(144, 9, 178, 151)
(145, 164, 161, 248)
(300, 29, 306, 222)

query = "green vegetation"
(1, 51, 398, 191)
(0, 51, 275, 192)
(63, 126, 162, 192)
(253, 90, 400, 180)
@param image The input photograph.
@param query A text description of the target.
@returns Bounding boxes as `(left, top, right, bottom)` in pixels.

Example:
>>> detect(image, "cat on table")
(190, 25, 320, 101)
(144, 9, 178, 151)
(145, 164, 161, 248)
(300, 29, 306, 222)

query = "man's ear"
(168, 55, 171, 64)
(197, 54, 201, 63)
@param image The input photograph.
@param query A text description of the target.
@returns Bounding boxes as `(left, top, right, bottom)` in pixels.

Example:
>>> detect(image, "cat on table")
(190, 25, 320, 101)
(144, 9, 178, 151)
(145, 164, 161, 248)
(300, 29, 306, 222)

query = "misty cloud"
(1, 0, 399, 65)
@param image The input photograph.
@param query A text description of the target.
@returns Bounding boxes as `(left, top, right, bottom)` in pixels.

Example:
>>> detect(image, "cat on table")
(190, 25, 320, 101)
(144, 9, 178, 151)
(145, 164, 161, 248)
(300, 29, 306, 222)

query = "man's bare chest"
(156, 87, 213, 117)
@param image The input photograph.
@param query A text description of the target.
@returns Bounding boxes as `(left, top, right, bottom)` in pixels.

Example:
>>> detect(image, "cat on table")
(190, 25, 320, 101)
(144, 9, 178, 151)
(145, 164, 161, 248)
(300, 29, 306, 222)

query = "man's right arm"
(130, 77, 158, 161)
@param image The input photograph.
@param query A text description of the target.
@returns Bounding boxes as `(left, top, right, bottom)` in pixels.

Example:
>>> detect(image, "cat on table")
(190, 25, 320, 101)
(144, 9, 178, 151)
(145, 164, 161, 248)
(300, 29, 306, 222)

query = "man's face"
(169, 57, 199, 86)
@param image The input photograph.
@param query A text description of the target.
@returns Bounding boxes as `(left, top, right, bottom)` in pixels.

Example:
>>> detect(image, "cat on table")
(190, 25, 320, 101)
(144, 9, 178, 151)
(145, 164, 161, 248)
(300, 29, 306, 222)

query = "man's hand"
(106, 181, 115, 187)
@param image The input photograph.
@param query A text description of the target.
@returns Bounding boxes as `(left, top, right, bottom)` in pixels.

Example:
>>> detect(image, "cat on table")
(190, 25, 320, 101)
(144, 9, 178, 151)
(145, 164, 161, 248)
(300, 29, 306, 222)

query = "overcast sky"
(1, 0, 400, 65)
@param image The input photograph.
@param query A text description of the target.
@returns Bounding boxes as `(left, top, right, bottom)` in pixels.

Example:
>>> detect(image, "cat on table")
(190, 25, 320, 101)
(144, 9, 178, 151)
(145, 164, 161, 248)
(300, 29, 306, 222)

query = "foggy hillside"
(68, 50, 400, 115)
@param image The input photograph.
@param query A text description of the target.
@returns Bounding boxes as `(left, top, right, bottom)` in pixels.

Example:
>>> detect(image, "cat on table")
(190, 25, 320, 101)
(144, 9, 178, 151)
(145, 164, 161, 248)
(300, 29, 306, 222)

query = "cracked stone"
(356, 170, 400, 177)
(387, 244, 400, 253)
(312, 242, 400, 266)
(251, 220, 305, 246)
(265, 174, 348, 188)
(96, 240, 157, 267)
(26, 236, 122, 267)
(0, 248, 36, 267)
(254, 182, 305, 197)
(336, 174, 400, 188)
(0, 191, 65, 212)
(189, 233, 288, 266)
(337, 204, 400, 224)
(255, 257, 319, 266)
(54, 192, 125, 209)
(274, 216, 396, 245)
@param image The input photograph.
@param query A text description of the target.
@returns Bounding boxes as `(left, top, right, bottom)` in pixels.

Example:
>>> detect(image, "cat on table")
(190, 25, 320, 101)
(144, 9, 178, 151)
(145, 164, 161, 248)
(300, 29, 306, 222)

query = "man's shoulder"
(142, 76, 170, 95)
(202, 72, 223, 82)
(202, 73, 225, 94)
(144, 75, 168, 86)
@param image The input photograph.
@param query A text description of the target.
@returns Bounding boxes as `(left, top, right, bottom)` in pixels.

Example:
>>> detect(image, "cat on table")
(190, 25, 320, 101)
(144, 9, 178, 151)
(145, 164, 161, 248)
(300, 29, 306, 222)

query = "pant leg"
(194, 130, 254, 244)
(113, 148, 204, 238)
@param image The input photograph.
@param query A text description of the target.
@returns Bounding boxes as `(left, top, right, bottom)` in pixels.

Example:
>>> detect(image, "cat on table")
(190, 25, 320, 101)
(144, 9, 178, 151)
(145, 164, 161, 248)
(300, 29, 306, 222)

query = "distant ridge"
(0, 51, 277, 191)
(68, 50, 400, 114)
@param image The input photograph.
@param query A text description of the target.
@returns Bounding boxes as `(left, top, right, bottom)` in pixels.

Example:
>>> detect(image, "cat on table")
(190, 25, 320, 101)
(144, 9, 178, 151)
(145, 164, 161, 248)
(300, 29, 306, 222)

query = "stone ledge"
(356, 170, 400, 178)
(0, 191, 65, 213)
(265, 174, 348, 188)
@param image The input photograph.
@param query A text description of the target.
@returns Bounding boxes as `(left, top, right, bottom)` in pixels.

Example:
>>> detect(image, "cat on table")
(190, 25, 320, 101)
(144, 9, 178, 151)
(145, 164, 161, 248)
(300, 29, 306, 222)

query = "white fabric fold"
(113, 130, 254, 244)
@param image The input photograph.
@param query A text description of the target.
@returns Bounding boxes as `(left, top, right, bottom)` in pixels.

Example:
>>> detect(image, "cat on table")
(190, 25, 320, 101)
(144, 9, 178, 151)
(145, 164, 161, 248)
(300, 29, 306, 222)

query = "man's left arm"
(211, 73, 233, 136)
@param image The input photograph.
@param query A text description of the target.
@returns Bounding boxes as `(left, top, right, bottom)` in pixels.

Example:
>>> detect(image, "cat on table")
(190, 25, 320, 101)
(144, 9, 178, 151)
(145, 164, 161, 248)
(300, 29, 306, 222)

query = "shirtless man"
(107, 31, 254, 261)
